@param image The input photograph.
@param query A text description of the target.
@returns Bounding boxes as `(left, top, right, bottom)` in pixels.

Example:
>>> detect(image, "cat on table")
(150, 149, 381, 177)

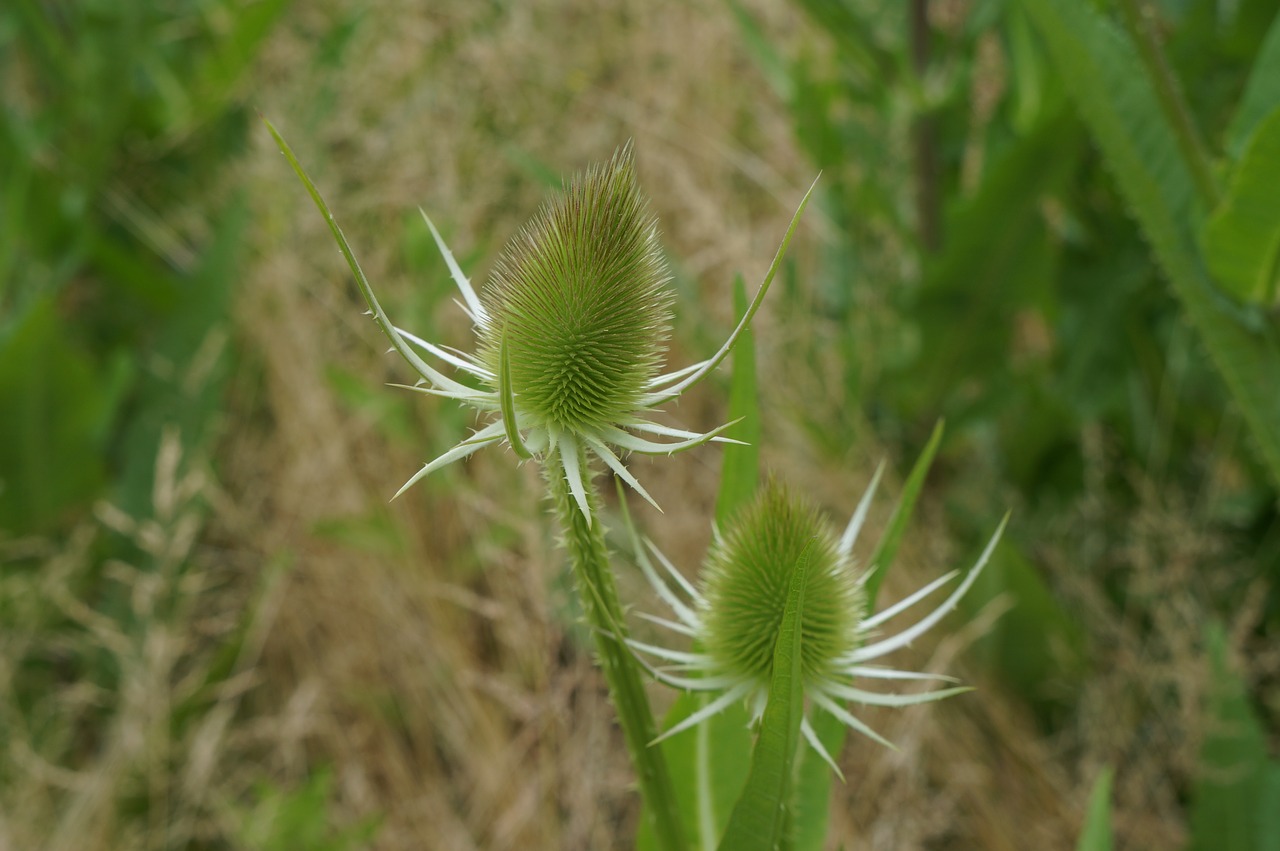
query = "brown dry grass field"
(5, 0, 1259, 849)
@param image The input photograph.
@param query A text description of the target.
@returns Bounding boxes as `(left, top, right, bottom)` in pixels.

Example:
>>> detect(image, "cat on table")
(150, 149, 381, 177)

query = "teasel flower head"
(626, 471, 1008, 774)
(368, 143, 813, 524)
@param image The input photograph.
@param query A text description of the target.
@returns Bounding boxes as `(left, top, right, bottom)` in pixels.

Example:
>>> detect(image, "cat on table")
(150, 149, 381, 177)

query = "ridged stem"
(545, 444, 687, 851)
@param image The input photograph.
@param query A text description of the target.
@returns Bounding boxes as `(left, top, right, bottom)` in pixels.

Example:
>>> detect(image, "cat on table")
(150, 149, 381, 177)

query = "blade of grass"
(1076, 767, 1115, 851)
(863, 419, 944, 610)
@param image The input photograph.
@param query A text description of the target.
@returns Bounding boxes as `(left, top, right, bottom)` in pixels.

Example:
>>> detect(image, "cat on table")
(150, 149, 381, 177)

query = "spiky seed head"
(700, 480, 864, 689)
(477, 142, 674, 433)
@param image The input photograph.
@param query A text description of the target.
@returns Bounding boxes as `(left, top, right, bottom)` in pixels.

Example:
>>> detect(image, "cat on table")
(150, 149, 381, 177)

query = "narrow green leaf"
(786, 706, 843, 851)
(1225, 11, 1280, 157)
(263, 118, 441, 385)
(1076, 767, 1115, 851)
(637, 695, 753, 851)
(1021, 0, 1280, 490)
(499, 331, 532, 459)
(640, 273, 762, 850)
(716, 275, 760, 528)
(1189, 623, 1271, 851)
(863, 419, 944, 610)
(1260, 765, 1280, 851)
(0, 296, 120, 532)
(968, 537, 1086, 703)
(1202, 106, 1280, 305)
(638, 293, 758, 850)
(191, 0, 292, 129)
(725, 0, 792, 102)
(717, 542, 812, 851)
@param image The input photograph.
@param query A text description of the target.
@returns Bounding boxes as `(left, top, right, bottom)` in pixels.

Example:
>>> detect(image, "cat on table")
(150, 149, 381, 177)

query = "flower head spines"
(701, 480, 865, 690)
(478, 142, 675, 433)
(626, 469, 1006, 760)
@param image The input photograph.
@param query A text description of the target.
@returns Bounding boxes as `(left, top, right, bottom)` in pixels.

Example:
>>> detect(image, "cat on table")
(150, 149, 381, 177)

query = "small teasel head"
(627, 463, 1006, 765)
(476, 142, 675, 434)
(700, 479, 865, 692)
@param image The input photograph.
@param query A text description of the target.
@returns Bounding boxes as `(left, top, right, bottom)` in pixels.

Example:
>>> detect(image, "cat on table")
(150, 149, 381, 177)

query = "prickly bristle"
(477, 143, 674, 432)
(700, 480, 864, 688)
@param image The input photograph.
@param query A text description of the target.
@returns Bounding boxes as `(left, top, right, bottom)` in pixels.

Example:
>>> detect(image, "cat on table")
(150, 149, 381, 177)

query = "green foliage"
(638, 696, 753, 851)
(1189, 624, 1280, 851)
(0, 296, 126, 532)
(736, 0, 1280, 845)
(1202, 106, 1280, 305)
(1225, 13, 1280, 156)
(0, 0, 286, 844)
(641, 282, 760, 851)
(966, 536, 1086, 706)
(1076, 767, 1115, 851)
(1020, 0, 1280, 488)
(234, 768, 381, 851)
(863, 420, 943, 609)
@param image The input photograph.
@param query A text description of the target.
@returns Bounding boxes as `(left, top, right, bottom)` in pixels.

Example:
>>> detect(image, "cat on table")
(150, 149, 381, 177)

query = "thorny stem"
(1117, 0, 1219, 209)
(546, 444, 687, 851)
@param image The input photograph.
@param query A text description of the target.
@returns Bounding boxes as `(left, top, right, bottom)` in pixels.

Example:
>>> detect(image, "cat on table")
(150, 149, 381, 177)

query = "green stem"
(1117, 0, 1219, 209)
(546, 445, 687, 851)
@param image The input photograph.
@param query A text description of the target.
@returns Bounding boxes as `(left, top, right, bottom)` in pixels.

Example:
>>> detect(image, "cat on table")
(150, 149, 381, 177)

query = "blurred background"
(3, 0, 1278, 848)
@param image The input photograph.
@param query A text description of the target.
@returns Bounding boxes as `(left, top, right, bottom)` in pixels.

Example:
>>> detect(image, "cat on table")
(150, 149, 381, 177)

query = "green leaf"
(863, 420, 944, 610)
(967, 535, 1086, 703)
(716, 276, 760, 528)
(189, 0, 292, 131)
(1225, 12, 1280, 157)
(1260, 766, 1280, 851)
(1188, 623, 1274, 851)
(638, 301, 759, 850)
(263, 117, 437, 384)
(716, 542, 811, 851)
(1202, 106, 1280, 305)
(640, 274, 763, 851)
(1075, 767, 1115, 851)
(786, 705, 843, 851)
(637, 696, 753, 851)
(725, 0, 792, 102)
(111, 195, 244, 520)
(0, 296, 126, 533)
(1020, 0, 1280, 491)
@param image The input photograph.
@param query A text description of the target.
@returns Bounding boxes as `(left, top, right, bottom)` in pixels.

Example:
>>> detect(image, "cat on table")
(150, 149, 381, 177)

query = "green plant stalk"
(545, 445, 687, 851)
(1117, 0, 1219, 209)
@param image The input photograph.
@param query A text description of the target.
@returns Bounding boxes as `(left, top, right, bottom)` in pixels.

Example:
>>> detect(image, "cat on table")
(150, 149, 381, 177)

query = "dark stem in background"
(910, 0, 941, 253)
(1117, 0, 1219, 209)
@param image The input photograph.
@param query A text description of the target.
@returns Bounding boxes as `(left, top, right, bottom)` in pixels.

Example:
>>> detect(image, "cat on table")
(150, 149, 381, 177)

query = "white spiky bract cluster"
(628, 468, 1008, 774)
(386, 143, 810, 524)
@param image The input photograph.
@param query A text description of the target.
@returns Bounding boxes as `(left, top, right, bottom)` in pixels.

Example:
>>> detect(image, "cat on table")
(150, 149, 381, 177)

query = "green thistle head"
(477, 143, 674, 433)
(700, 480, 865, 689)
